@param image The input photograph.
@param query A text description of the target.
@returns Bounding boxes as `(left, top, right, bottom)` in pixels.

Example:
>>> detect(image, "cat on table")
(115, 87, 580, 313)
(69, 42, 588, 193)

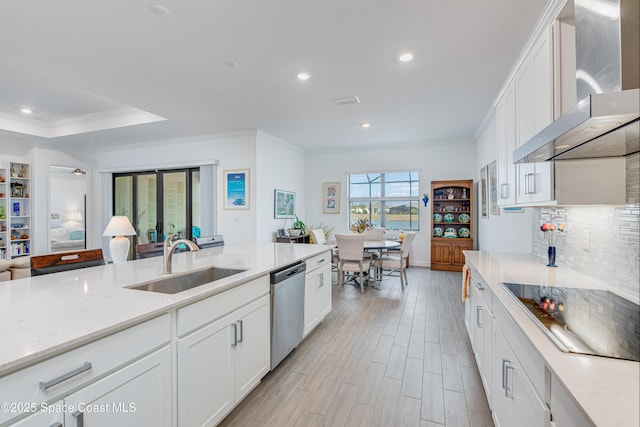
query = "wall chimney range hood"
(514, 0, 639, 163)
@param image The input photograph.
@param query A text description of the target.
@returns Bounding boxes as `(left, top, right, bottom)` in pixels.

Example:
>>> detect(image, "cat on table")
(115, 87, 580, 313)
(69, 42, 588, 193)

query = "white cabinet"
(549, 375, 594, 427)
(177, 293, 270, 427)
(8, 401, 63, 427)
(0, 315, 171, 426)
(515, 25, 554, 205)
(304, 251, 332, 337)
(64, 346, 172, 427)
(465, 268, 493, 403)
(496, 82, 517, 206)
(492, 320, 550, 427)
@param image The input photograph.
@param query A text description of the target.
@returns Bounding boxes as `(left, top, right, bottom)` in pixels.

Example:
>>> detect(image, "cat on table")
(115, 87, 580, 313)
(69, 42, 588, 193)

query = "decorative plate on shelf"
(458, 213, 470, 223)
(443, 227, 457, 238)
(433, 213, 443, 223)
(433, 227, 443, 237)
(444, 213, 455, 223)
(458, 227, 470, 238)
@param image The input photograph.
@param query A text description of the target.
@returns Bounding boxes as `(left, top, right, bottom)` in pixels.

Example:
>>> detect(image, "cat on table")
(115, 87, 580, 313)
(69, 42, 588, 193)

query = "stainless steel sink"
(126, 267, 246, 294)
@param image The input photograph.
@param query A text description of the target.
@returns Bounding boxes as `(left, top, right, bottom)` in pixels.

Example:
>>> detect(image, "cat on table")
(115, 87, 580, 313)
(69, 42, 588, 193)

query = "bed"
(50, 218, 85, 251)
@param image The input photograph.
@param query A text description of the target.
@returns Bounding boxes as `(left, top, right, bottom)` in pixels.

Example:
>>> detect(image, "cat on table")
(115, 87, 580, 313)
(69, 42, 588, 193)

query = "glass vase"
(547, 246, 557, 267)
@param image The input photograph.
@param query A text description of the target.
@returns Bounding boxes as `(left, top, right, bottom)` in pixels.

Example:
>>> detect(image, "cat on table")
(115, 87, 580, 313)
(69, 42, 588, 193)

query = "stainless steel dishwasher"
(270, 261, 306, 370)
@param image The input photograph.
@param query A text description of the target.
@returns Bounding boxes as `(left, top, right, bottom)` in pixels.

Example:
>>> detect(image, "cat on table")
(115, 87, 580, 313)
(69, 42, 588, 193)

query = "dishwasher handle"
(270, 262, 306, 284)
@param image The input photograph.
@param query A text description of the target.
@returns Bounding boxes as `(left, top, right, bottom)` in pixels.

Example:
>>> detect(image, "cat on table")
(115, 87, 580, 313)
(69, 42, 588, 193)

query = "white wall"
(306, 140, 477, 267)
(94, 132, 259, 250)
(474, 114, 532, 252)
(256, 131, 307, 242)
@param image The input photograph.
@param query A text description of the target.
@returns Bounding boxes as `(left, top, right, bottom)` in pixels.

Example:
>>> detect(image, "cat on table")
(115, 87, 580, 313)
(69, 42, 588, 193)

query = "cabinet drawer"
(177, 275, 269, 336)
(494, 300, 545, 399)
(470, 268, 493, 311)
(0, 314, 170, 424)
(305, 251, 332, 273)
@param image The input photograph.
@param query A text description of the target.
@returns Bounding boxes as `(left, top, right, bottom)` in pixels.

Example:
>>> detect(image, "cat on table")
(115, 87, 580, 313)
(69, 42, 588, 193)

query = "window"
(348, 171, 420, 230)
(113, 167, 202, 259)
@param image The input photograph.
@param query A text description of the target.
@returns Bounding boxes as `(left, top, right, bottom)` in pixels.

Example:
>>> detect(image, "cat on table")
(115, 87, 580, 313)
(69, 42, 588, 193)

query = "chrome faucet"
(164, 233, 200, 274)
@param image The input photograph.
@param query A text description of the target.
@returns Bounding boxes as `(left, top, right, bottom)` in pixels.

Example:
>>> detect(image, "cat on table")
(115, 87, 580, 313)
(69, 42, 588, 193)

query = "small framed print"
(274, 189, 296, 219)
(322, 182, 340, 214)
(489, 161, 500, 216)
(277, 228, 287, 238)
(223, 169, 249, 210)
(480, 165, 489, 219)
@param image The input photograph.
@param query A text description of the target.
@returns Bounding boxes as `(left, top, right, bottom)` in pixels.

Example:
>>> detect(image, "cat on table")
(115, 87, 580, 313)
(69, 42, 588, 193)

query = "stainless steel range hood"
(514, 0, 640, 163)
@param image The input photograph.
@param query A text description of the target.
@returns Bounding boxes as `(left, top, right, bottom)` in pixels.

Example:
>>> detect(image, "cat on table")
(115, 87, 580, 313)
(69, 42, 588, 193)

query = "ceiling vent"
(334, 96, 360, 106)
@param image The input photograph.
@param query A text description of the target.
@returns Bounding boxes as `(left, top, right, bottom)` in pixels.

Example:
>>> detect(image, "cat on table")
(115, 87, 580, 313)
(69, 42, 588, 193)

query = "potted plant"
(288, 215, 306, 237)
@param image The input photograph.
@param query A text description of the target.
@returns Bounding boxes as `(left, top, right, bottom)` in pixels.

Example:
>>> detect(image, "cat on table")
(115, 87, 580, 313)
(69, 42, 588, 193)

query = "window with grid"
(348, 171, 420, 230)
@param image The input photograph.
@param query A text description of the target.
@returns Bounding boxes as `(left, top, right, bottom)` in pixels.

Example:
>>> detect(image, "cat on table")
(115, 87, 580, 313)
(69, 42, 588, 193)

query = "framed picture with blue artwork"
(223, 169, 249, 210)
(274, 189, 295, 219)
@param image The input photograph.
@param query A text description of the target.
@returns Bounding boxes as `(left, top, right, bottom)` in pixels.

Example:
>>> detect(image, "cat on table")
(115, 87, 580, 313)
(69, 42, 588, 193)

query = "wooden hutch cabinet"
(431, 180, 473, 272)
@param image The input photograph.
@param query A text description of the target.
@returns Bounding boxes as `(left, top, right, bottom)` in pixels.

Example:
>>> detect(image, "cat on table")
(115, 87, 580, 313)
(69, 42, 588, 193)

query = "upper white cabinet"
(495, 15, 628, 207)
(514, 25, 555, 206)
(496, 83, 517, 206)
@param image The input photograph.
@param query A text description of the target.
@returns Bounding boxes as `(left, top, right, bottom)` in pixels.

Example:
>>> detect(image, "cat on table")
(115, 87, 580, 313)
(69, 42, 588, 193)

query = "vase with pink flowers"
(540, 223, 565, 267)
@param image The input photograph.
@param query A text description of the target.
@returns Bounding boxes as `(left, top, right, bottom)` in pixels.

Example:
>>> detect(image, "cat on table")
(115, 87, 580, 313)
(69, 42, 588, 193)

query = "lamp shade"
(64, 210, 83, 222)
(103, 216, 137, 264)
(103, 216, 136, 237)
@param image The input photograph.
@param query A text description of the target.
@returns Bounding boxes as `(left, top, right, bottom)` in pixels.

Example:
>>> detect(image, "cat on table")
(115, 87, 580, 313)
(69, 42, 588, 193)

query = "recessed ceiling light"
(225, 60, 239, 68)
(150, 4, 171, 16)
(361, 122, 372, 129)
(555, 144, 574, 150)
(399, 53, 414, 62)
(20, 108, 32, 115)
(297, 72, 310, 81)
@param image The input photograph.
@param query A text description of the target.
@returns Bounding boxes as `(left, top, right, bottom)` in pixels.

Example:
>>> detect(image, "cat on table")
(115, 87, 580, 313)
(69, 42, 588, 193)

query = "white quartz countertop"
(0, 242, 330, 376)
(464, 251, 639, 427)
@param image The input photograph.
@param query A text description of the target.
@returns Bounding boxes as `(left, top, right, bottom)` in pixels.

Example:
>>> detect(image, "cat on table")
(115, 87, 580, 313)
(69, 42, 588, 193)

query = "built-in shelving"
(8, 162, 31, 259)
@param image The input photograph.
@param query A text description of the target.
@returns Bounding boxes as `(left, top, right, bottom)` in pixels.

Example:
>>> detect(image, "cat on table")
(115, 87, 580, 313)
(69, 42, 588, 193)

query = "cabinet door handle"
(475, 281, 485, 291)
(317, 258, 326, 264)
(39, 362, 92, 390)
(72, 410, 84, 427)
(50, 423, 63, 427)
(231, 323, 238, 347)
(500, 183, 509, 199)
(476, 306, 483, 328)
(318, 275, 325, 288)
(502, 358, 509, 390)
(529, 173, 537, 194)
(505, 362, 515, 398)
(237, 320, 244, 343)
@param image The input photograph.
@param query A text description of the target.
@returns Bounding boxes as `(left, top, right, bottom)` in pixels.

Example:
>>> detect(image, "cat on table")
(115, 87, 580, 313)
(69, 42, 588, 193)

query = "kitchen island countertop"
(464, 251, 639, 427)
(0, 242, 330, 376)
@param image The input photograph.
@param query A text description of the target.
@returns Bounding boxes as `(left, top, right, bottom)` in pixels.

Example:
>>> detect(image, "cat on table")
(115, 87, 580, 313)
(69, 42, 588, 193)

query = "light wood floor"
(219, 267, 494, 427)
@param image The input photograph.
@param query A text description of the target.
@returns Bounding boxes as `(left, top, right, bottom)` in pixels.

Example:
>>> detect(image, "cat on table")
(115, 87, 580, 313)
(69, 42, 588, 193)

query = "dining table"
(325, 239, 401, 288)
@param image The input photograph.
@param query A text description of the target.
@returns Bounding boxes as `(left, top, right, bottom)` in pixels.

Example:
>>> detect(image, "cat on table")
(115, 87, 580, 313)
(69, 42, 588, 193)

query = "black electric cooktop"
(502, 283, 640, 362)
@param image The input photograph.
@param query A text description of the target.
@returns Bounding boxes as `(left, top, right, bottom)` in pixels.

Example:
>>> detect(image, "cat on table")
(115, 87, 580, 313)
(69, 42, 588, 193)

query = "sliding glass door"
(113, 168, 200, 259)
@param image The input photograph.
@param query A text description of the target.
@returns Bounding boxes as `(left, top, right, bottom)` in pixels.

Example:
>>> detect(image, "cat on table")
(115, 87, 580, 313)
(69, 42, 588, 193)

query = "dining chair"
(136, 242, 165, 259)
(194, 235, 225, 249)
(31, 249, 105, 276)
(335, 233, 372, 293)
(377, 232, 416, 289)
(310, 228, 339, 268)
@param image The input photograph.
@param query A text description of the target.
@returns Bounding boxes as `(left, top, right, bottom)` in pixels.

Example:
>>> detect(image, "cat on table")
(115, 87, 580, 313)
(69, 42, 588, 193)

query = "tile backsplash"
(532, 153, 640, 299)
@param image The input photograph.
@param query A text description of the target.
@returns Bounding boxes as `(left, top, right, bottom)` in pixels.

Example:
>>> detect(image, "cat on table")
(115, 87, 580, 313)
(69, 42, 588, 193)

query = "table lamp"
(103, 216, 136, 263)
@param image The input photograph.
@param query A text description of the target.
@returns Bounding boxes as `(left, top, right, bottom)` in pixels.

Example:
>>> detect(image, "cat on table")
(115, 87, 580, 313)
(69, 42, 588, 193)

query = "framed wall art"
(274, 189, 295, 218)
(480, 165, 489, 218)
(489, 161, 500, 216)
(223, 169, 249, 210)
(322, 182, 340, 214)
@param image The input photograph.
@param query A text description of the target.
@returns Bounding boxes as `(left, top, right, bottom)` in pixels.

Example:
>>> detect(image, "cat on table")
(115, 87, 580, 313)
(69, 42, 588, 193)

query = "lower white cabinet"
(177, 294, 270, 427)
(8, 401, 63, 427)
(492, 319, 550, 427)
(304, 255, 332, 337)
(64, 346, 172, 427)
